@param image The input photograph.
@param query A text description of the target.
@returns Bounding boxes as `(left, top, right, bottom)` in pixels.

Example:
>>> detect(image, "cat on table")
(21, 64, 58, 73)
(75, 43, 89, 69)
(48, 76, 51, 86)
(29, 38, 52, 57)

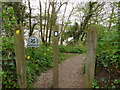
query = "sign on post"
(53, 26, 59, 88)
(85, 26, 97, 88)
(27, 36, 39, 47)
(54, 31, 58, 37)
(14, 25, 27, 88)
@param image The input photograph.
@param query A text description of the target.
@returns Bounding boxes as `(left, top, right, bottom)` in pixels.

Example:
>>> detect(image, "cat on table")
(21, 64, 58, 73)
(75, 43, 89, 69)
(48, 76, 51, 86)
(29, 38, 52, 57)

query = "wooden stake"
(85, 26, 97, 88)
(14, 25, 27, 88)
(53, 26, 59, 88)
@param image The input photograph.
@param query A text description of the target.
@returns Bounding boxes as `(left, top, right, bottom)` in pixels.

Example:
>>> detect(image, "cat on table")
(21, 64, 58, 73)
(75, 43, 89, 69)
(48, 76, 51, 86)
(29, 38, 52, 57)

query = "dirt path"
(33, 54, 85, 88)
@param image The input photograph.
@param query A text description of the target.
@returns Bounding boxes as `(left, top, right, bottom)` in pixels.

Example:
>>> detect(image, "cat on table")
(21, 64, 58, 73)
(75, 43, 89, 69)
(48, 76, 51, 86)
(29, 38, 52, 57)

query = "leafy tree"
(68, 22, 79, 43)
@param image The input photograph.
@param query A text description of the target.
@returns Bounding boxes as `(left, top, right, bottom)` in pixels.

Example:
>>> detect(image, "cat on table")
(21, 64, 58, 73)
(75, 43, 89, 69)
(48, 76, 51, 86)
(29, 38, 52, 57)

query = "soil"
(95, 67, 120, 87)
(33, 54, 85, 88)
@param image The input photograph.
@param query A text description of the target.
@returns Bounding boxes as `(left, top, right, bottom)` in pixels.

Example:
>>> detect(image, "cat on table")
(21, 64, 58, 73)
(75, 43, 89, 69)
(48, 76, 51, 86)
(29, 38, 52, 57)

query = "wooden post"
(85, 26, 97, 88)
(14, 25, 27, 88)
(53, 25, 59, 88)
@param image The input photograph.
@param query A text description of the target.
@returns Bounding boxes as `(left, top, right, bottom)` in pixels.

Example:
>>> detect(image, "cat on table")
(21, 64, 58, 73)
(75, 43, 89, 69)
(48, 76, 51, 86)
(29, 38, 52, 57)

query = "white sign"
(54, 31, 58, 37)
(27, 36, 39, 47)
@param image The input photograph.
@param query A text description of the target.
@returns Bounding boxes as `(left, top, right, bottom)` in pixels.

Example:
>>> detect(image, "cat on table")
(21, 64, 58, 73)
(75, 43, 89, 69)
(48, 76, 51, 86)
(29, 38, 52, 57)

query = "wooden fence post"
(14, 25, 27, 88)
(85, 26, 97, 88)
(53, 25, 59, 88)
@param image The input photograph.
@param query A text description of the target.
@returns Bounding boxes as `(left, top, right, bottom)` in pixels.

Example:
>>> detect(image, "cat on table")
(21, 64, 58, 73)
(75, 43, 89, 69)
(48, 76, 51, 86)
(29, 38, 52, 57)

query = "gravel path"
(33, 54, 85, 88)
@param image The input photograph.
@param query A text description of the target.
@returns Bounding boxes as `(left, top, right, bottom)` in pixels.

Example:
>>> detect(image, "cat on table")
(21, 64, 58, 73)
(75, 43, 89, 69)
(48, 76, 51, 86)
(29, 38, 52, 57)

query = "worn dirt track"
(33, 54, 85, 88)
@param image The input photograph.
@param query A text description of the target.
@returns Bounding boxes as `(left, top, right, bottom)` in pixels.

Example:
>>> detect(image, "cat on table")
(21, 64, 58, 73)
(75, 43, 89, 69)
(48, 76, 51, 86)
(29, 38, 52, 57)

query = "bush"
(2, 6, 17, 88)
(59, 45, 86, 54)
(96, 25, 120, 88)
(97, 27, 120, 70)
(2, 37, 18, 88)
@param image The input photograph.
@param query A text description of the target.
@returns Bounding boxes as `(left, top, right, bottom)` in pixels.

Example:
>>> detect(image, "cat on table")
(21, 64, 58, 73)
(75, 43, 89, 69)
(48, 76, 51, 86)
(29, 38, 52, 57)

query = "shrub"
(59, 45, 86, 54)
(2, 37, 18, 88)
(96, 25, 120, 88)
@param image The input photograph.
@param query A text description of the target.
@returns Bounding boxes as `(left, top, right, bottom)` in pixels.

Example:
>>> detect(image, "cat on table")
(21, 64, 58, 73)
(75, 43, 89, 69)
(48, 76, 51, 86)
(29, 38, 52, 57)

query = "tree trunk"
(48, 2, 57, 44)
(60, 6, 74, 45)
(77, 2, 98, 41)
(60, 3, 67, 45)
(39, 0, 45, 43)
(44, 1, 47, 42)
(108, 5, 114, 32)
(28, 1, 32, 36)
(46, 2, 50, 44)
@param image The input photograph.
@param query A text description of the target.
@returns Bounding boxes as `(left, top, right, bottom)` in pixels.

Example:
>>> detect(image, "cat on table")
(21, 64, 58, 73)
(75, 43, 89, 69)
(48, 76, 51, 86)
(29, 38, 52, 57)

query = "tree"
(39, 0, 45, 43)
(73, 2, 105, 42)
(107, 3, 115, 32)
(60, 2, 75, 45)
(48, 0, 67, 44)
(2, 2, 27, 25)
(46, 2, 51, 43)
(28, 0, 32, 36)
(48, 1, 57, 44)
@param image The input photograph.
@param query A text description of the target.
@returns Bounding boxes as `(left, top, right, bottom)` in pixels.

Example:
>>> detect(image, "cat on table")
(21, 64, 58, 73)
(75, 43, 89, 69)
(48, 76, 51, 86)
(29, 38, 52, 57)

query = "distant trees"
(59, 2, 106, 44)
(74, 2, 105, 42)
(39, 0, 44, 42)
(27, 0, 40, 37)
(60, 2, 75, 45)
(2, 1, 118, 46)
(66, 22, 79, 43)
(37, 0, 67, 44)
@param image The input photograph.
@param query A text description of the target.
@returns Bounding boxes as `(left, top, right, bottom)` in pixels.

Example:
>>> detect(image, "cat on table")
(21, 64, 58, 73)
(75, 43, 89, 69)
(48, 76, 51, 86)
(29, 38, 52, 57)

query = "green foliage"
(68, 22, 79, 42)
(92, 79, 99, 88)
(97, 26, 120, 69)
(25, 45, 72, 87)
(81, 61, 86, 74)
(2, 6, 18, 88)
(62, 22, 80, 43)
(2, 2, 27, 25)
(2, 37, 18, 88)
(2, 6, 17, 37)
(96, 25, 120, 88)
(59, 45, 86, 54)
(100, 78, 120, 88)
(92, 78, 120, 88)
(113, 79, 120, 88)
(64, 21, 72, 25)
